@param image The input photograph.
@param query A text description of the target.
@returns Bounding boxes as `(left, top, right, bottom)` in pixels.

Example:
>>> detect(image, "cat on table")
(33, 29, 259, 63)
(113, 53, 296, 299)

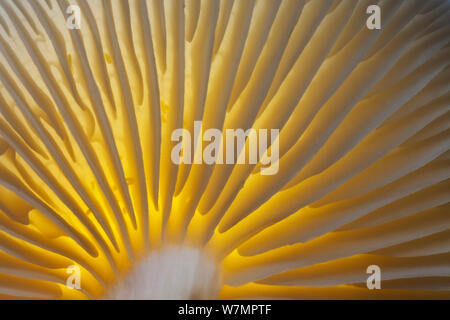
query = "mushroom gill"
(0, 0, 449, 300)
